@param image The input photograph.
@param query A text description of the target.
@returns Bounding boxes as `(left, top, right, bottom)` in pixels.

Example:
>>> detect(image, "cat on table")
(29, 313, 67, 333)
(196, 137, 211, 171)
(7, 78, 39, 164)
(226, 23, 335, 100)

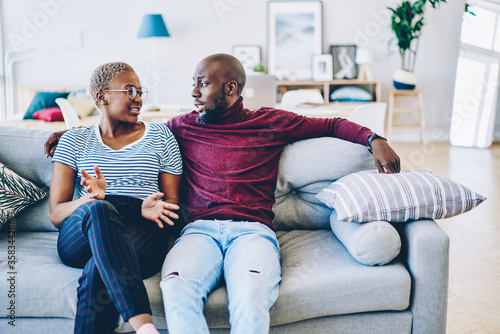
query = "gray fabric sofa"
(0, 125, 449, 333)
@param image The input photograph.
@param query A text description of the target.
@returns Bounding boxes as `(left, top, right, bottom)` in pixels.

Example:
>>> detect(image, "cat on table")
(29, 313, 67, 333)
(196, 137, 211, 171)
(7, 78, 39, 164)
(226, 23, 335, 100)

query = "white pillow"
(330, 86, 373, 102)
(281, 89, 324, 109)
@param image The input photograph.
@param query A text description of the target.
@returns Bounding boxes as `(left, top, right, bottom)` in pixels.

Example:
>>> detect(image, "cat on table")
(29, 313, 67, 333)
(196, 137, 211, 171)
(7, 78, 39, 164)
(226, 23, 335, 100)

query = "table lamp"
(355, 48, 374, 81)
(137, 14, 170, 104)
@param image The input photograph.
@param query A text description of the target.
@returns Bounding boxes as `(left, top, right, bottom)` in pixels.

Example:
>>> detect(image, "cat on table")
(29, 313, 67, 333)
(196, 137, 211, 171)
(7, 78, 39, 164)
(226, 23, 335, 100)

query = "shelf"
(277, 79, 381, 104)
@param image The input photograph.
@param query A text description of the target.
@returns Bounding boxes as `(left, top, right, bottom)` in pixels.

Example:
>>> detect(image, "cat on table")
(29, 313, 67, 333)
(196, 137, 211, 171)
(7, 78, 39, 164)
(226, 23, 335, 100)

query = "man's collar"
(217, 97, 248, 125)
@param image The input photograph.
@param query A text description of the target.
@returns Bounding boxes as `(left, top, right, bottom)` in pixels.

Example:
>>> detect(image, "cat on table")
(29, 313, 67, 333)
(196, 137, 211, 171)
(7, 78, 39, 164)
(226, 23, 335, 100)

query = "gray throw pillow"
(330, 211, 401, 266)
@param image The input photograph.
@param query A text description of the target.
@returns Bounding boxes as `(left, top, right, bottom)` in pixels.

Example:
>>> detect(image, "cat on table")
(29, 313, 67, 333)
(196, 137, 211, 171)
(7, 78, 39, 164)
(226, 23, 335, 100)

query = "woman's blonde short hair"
(89, 62, 135, 109)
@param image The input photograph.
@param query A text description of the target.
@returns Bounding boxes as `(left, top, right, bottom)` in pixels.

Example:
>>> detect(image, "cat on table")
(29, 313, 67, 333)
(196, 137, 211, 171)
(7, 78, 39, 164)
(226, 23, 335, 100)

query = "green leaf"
(388, 0, 447, 71)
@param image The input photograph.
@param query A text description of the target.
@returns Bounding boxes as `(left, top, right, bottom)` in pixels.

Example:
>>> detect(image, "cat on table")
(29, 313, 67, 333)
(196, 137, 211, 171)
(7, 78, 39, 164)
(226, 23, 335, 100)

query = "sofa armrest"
(399, 219, 449, 334)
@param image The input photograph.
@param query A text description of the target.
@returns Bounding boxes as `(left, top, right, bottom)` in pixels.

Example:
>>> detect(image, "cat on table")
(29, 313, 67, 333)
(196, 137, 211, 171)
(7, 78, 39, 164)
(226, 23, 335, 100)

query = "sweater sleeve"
(270, 109, 373, 146)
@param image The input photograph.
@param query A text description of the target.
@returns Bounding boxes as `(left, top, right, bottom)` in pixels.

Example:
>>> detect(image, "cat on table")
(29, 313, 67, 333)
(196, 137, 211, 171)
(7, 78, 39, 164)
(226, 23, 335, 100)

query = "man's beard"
(197, 102, 225, 124)
(197, 86, 226, 124)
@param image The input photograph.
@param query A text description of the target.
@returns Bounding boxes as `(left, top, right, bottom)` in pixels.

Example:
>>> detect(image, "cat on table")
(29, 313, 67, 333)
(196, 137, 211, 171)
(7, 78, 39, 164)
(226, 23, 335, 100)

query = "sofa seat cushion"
(125, 230, 412, 331)
(2, 229, 411, 330)
(269, 230, 411, 325)
(0, 232, 80, 318)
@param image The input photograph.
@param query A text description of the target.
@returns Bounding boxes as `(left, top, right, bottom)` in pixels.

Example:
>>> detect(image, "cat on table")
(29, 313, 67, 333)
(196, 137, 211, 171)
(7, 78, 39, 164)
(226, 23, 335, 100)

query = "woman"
(49, 62, 183, 334)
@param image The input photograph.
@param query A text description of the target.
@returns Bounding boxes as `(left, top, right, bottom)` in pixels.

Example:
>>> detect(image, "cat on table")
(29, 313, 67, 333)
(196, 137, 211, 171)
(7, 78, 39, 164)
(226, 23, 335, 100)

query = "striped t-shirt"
(53, 122, 183, 200)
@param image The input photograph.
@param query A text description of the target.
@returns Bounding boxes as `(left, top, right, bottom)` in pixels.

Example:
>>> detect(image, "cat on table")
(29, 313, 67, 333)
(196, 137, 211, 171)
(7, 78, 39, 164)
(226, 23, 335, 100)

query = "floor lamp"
(137, 14, 170, 104)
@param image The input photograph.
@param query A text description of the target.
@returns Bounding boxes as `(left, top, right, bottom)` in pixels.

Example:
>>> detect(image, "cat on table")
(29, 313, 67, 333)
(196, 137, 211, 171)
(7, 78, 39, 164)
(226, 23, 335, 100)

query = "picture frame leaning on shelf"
(312, 54, 333, 81)
(330, 44, 358, 79)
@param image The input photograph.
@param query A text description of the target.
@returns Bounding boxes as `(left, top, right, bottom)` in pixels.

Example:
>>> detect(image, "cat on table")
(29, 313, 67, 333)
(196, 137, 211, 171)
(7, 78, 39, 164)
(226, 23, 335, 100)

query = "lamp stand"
(137, 14, 170, 106)
(151, 37, 160, 105)
(357, 64, 373, 81)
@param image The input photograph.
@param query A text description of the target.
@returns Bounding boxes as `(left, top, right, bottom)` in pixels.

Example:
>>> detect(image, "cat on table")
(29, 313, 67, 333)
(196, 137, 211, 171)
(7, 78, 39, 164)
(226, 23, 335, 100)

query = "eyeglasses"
(105, 86, 148, 101)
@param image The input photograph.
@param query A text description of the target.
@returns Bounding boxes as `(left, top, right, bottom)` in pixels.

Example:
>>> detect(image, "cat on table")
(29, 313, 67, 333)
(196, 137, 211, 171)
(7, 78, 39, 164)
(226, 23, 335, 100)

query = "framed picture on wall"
(330, 45, 358, 79)
(232, 45, 262, 73)
(312, 54, 333, 81)
(268, 1, 323, 80)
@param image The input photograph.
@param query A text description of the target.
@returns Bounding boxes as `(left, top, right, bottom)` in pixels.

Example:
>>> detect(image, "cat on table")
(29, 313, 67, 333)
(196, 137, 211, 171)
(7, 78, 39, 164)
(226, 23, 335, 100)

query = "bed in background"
(2, 85, 100, 131)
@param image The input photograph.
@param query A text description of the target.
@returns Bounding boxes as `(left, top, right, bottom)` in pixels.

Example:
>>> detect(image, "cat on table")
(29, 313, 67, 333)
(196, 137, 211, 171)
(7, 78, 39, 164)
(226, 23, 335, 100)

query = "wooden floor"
(392, 141, 500, 334)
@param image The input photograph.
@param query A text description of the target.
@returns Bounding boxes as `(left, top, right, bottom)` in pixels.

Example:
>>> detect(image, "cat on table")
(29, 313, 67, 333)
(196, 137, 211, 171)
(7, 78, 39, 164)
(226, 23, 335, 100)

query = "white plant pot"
(393, 69, 417, 90)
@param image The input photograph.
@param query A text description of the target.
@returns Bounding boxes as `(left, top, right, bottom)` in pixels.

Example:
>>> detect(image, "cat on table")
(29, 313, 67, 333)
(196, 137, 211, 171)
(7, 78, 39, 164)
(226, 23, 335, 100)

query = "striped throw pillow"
(0, 163, 47, 228)
(315, 169, 486, 223)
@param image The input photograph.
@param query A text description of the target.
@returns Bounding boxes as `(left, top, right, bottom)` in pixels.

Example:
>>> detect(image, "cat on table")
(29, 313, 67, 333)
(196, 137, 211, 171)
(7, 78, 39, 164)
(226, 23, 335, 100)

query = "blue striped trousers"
(57, 195, 169, 334)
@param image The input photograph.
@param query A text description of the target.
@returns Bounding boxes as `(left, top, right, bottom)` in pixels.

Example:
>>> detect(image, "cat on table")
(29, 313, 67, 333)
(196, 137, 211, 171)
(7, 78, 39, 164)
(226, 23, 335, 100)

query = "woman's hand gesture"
(141, 192, 180, 228)
(80, 165, 106, 200)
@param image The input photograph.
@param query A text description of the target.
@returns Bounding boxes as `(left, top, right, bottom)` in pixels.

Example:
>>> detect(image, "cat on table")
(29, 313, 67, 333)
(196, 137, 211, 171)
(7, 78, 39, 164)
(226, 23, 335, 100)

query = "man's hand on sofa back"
(44, 129, 68, 158)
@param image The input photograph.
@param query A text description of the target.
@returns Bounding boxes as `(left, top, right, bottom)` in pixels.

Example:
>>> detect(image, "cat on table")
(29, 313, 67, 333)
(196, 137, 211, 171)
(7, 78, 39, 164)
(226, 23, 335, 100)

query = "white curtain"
(0, 0, 6, 121)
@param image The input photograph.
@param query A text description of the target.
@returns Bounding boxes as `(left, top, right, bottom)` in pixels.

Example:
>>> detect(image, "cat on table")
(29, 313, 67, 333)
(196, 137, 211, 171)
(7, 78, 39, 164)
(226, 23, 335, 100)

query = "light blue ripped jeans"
(160, 220, 281, 334)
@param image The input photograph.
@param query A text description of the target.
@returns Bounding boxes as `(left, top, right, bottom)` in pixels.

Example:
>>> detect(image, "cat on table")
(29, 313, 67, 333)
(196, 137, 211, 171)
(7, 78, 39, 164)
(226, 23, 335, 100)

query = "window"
(450, 0, 500, 147)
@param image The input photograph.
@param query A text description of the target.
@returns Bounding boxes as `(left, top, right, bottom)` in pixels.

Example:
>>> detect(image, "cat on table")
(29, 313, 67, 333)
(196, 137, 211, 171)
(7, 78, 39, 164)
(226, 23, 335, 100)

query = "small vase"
(393, 69, 416, 90)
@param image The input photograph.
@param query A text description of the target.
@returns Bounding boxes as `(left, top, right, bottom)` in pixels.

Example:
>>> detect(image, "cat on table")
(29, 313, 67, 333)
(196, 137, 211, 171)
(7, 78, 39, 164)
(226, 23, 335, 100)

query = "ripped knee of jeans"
(165, 271, 179, 278)
(248, 269, 262, 275)
(161, 271, 187, 284)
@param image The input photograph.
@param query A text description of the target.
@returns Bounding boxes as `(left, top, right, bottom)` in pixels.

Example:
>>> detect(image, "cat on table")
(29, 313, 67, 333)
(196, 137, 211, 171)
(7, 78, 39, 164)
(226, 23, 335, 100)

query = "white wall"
(1, 0, 464, 140)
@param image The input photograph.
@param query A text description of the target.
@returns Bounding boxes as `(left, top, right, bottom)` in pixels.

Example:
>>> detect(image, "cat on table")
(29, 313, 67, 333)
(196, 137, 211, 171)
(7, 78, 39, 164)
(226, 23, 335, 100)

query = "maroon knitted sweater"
(166, 98, 372, 230)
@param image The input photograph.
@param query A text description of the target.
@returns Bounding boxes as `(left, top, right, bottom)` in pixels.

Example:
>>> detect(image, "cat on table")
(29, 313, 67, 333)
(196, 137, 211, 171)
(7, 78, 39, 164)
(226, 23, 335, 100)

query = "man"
(45, 53, 399, 333)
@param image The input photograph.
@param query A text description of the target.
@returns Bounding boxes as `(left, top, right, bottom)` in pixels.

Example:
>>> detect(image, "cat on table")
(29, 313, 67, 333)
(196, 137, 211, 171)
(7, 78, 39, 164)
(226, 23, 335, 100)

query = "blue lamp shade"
(137, 14, 170, 38)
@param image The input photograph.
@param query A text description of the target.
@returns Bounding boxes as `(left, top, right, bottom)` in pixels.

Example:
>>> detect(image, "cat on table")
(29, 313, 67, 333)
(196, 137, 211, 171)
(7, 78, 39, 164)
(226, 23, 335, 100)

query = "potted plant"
(388, 0, 447, 89)
(253, 63, 267, 74)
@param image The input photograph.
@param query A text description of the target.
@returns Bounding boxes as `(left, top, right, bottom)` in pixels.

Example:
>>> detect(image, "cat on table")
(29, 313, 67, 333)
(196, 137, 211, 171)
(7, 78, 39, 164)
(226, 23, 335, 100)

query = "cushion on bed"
(23, 91, 70, 119)
(68, 94, 96, 119)
(32, 107, 64, 122)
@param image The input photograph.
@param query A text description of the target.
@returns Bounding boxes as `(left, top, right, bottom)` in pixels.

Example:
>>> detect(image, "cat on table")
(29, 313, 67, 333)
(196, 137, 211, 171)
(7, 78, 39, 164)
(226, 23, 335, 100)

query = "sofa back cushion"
(273, 137, 375, 231)
(0, 127, 375, 232)
(0, 126, 56, 232)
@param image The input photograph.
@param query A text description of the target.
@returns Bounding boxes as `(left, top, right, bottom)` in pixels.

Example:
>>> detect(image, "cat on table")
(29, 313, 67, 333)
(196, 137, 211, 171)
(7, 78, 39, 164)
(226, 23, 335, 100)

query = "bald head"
(201, 53, 246, 95)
